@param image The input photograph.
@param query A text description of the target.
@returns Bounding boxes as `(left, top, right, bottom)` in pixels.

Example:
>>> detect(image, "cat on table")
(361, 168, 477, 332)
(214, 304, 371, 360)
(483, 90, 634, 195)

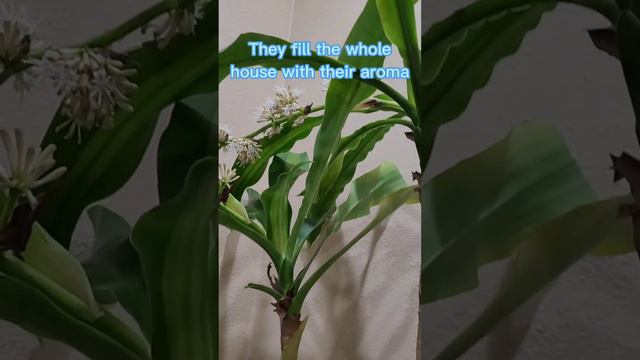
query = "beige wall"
(219, 0, 420, 359)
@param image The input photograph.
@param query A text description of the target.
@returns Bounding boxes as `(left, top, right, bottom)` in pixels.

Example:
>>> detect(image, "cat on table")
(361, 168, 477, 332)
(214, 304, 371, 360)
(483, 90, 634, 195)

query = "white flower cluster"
(0, 3, 139, 142)
(255, 85, 305, 138)
(218, 163, 238, 190)
(150, 0, 210, 49)
(0, 129, 66, 207)
(0, 1, 43, 93)
(219, 124, 261, 166)
(34, 48, 138, 143)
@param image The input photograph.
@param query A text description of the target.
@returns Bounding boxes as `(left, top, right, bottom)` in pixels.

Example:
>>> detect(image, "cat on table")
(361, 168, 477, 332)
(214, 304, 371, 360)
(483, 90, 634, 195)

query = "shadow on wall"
(219, 218, 418, 360)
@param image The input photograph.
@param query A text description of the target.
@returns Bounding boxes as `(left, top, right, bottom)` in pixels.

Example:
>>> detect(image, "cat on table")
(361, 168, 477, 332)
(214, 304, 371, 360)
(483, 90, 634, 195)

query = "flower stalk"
(0, 188, 19, 226)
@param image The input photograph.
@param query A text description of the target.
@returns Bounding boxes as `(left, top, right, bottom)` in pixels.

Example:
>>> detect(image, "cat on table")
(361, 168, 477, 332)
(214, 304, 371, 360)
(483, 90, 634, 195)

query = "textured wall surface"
(422, 1, 640, 359)
(219, 0, 421, 359)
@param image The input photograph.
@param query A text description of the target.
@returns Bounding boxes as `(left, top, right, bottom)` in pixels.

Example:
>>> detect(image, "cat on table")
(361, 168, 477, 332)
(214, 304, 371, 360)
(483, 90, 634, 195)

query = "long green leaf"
(289, 0, 392, 257)
(84, 205, 151, 340)
(338, 0, 391, 104)
(132, 158, 217, 360)
(23, 222, 100, 317)
(246, 283, 283, 301)
(219, 204, 279, 264)
(158, 93, 217, 202)
(307, 119, 396, 232)
(0, 255, 149, 360)
(294, 162, 410, 290)
(434, 196, 630, 360)
(329, 162, 408, 234)
(290, 186, 416, 315)
(376, 0, 421, 105)
(36, 3, 218, 247)
(421, 2, 554, 154)
(262, 153, 310, 256)
(423, 1, 616, 57)
(421, 122, 595, 303)
(419, 0, 554, 168)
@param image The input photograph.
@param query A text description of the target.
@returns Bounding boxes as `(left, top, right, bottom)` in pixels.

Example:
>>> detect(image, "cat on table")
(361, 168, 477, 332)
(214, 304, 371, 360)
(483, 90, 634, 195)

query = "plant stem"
(281, 313, 302, 351)
(0, 190, 20, 227)
(82, 1, 173, 48)
(245, 105, 325, 139)
(360, 78, 418, 122)
(0, 0, 176, 87)
(245, 100, 414, 140)
(279, 313, 307, 360)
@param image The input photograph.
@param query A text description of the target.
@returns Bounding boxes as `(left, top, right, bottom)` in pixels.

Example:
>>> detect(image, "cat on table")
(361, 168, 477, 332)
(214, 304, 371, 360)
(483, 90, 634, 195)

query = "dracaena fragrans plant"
(218, 84, 417, 357)
(219, 0, 640, 358)
(218, 1, 421, 358)
(0, 1, 219, 360)
(420, 0, 640, 359)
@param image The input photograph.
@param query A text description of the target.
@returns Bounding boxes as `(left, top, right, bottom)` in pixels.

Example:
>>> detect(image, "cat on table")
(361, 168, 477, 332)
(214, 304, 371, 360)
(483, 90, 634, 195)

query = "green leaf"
(618, 10, 640, 145)
(219, 203, 278, 264)
(376, 0, 414, 58)
(158, 93, 217, 202)
(22, 223, 100, 317)
(338, 0, 391, 104)
(0, 254, 149, 360)
(308, 118, 397, 229)
(418, 1, 555, 167)
(293, 162, 410, 291)
(231, 117, 322, 198)
(246, 283, 283, 301)
(36, 4, 218, 247)
(132, 158, 217, 360)
(245, 188, 267, 226)
(421, 122, 595, 303)
(422, 2, 554, 127)
(262, 153, 310, 257)
(290, 0, 395, 256)
(225, 194, 251, 223)
(268, 152, 310, 187)
(375, 0, 421, 104)
(434, 196, 630, 360)
(290, 186, 416, 315)
(84, 205, 151, 340)
(329, 162, 408, 234)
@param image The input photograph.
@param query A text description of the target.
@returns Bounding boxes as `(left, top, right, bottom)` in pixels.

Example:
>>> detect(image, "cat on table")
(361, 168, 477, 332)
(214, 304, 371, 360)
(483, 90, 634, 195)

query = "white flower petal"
(30, 166, 66, 189)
